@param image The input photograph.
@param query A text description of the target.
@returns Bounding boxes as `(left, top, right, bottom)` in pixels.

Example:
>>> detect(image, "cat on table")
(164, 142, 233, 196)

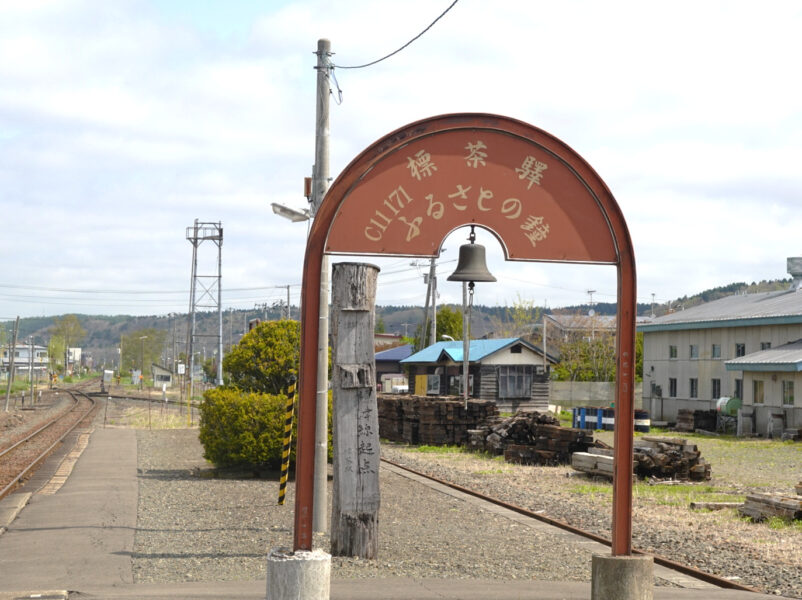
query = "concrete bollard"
(592, 554, 653, 600)
(266, 547, 330, 600)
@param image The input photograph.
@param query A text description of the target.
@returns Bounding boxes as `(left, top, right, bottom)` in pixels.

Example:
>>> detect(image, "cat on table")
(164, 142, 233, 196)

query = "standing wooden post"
(329, 262, 380, 559)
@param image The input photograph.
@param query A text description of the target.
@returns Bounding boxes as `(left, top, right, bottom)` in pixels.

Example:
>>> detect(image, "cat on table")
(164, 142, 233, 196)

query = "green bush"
(199, 387, 294, 471)
(198, 386, 333, 472)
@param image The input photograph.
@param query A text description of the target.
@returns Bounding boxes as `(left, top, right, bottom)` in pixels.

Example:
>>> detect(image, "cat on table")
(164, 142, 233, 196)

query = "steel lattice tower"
(186, 219, 224, 403)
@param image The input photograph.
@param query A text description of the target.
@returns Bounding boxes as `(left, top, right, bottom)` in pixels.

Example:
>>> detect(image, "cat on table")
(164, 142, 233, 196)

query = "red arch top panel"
(325, 114, 619, 264)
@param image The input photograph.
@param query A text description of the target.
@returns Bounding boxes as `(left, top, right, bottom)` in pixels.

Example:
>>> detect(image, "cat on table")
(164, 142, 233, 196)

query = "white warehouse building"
(639, 258, 802, 434)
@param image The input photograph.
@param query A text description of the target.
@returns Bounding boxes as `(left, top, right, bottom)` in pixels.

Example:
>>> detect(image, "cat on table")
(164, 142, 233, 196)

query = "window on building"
(669, 345, 677, 359)
(510, 344, 522, 354)
(669, 378, 677, 398)
(753, 379, 764, 404)
(426, 374, 440, 395)
(498, 365, 532, 398)
(734, 378, 743, 400)
(448, 374, 473, 396)
(689, 378, 698, 398)
(760, 342, 771, 351)
(711, 378, 721, 399)
(735, 343, 745, 357)
(782, 381, 794, 406)
(711, 344, 721, 359)
(689, 345, 699, 359)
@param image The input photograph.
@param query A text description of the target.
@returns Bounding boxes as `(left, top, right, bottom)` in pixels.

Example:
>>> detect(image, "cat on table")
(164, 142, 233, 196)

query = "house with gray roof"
(375, 343, 414, 392)
(401, 337, 558, 412)
(638, 258, 802, 433)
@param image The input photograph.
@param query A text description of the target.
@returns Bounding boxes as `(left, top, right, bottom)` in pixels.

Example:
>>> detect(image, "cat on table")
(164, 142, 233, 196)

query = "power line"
(0, 282, 300, 295)
(333, 0, 460, 70)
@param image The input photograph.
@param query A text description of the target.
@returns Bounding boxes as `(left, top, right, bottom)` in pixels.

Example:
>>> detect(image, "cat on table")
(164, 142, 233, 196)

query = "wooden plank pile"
(571, 436, 712, 481)
(738, 493, 802, 521)
(633, 436, 711, 481)
(467, 411, 595, 465)
(675, 409, 717, 433)
(570, 448, 614, 477)
(377, 395, 498, 445)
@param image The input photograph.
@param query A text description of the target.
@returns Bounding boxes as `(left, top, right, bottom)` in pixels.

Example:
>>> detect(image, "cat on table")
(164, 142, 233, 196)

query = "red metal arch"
(294, 113, 636, 555)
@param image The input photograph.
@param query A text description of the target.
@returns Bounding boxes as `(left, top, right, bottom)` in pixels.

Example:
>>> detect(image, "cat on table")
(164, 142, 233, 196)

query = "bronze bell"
(447, 226, 497, 284)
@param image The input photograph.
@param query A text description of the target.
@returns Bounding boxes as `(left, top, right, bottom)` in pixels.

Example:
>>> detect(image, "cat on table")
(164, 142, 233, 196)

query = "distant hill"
(2, 278, 792, 369)
(554, 278, 793, 319)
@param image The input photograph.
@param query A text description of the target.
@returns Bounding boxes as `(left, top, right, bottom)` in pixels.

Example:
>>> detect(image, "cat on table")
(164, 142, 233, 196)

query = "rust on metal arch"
(295, 113, 637, 556)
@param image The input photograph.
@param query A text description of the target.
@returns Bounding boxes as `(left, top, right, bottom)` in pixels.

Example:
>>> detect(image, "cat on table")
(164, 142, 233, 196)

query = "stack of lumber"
(377, 395, 498, 445)
(570, 448, 614, 477)
(633, 436, 711, 481)
(468, 411, 595, 465)
(571, 436, 712, 481)
(675, 409, 695, 432)
(738, 493, 802, 521)
(675, 409, 717, 433)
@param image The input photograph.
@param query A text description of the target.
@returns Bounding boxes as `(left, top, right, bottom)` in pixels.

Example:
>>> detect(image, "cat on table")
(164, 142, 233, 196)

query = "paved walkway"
(0, 424, 791, 599)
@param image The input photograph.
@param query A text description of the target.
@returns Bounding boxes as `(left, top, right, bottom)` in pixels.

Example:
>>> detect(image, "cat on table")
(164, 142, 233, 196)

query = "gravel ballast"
(133, 429, 802, 598)
(134, 430, 598, 584)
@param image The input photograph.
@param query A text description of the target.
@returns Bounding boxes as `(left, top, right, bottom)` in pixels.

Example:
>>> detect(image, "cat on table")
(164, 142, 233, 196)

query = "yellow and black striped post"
(277, 378, 296, 505)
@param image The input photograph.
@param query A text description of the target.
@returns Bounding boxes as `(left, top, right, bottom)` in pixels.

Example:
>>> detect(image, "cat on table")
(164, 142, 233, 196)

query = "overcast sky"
(1, 0, 801, 321)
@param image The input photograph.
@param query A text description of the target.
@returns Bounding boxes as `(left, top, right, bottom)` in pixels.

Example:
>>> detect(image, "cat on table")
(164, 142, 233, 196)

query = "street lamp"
(139, 336, 148, 391)
(272, 198, 328, 533)
(271, 203, 311, 223)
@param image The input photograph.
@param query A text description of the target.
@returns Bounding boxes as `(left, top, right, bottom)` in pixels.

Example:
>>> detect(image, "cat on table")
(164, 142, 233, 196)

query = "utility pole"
(139, 335, 148, 391)
(542, 313, 548, 371)
(419, 261, 432, 350)
(29, 337, 34, 404)
(311, 38, 332, 535)
(428, 258, 437, 346)
(5, 317, 19, 412)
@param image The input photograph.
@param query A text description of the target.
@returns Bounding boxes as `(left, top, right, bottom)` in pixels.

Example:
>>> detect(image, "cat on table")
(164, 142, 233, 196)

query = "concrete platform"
(0, 424, 792, 600)
(0, 579, 783, 599)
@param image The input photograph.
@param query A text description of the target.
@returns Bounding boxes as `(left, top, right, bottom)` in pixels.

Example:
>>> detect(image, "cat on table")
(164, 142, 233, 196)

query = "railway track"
(0, 386, 97, 501)
(380, 456, 760, 594)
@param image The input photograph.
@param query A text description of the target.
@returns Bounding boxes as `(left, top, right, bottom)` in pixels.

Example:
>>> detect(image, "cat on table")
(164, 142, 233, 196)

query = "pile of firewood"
(377, 395, 498, 446)
(467, 412, 595, 465)
(571, 436, 712, 481)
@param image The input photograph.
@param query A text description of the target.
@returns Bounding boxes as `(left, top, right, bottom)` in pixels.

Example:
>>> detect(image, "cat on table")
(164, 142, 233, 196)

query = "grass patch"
(118, 406, 189, 429)
(634, 482, 743, 507)
(766, 516, 802, 532)
(569, 482, 613, 496)
(570, 479, 743, 507)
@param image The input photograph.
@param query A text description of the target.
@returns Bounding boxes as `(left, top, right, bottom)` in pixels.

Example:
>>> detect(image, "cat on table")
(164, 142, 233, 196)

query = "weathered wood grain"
(330, 263, 381, 559)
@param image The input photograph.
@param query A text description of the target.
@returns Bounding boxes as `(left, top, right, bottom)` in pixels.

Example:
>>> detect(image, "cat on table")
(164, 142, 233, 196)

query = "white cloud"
(0, 0, 800, 320)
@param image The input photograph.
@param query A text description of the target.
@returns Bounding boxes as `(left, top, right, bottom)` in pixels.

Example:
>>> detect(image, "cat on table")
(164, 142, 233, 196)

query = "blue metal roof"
(375, 344, 414, 362)
(401, 338, 530, 364)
